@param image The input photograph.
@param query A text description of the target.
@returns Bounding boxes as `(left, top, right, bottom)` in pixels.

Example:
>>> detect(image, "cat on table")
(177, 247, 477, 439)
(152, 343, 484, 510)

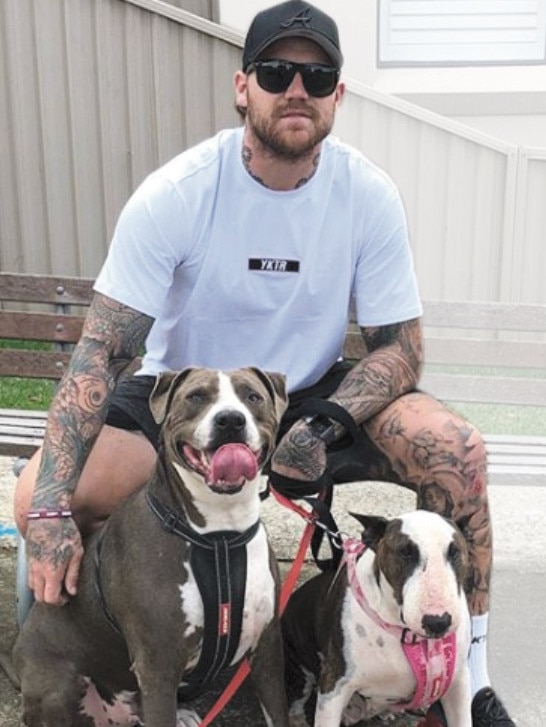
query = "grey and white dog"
(5, 367, 290, 727)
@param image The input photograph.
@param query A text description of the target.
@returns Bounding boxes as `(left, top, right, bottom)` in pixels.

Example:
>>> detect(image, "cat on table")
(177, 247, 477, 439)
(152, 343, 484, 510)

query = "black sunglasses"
(248, 60, 340, 98)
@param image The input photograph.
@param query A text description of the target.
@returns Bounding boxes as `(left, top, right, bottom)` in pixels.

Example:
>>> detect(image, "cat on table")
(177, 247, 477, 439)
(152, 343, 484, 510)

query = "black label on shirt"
(248, 258, 300, 273)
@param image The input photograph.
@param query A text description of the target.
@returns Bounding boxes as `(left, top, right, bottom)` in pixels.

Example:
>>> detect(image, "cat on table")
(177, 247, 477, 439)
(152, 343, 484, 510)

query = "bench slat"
(424, 337, 546, 369)
(0, 424, 47, 438)
(0, 436, 44, 458)
(486, 443, 546, 456)
(485, 433, 546, 445)
(343, 330, 546, 369)
(0, 273, 94, 306)
(343, 330, 366, 360)
(0, 311, 84, 343)
(488, 458, 546, 471)
(423, 300, 546, 332)
(0, 408, 48, 421)
(0, 414, 47, 431)
(345, 331, 545, 370)
(487, 454, 546, 467)
(486, 470, 546, 486)
(420, 373, 546, 406)
(0, 350, 72, 379)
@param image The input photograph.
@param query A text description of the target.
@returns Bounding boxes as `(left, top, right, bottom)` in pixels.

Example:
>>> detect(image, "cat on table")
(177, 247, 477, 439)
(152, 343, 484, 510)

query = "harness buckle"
(161, 511, 179, 534)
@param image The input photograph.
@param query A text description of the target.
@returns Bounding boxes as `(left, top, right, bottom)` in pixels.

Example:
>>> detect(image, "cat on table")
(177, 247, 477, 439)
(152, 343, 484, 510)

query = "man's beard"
(246, 103, 333, 161)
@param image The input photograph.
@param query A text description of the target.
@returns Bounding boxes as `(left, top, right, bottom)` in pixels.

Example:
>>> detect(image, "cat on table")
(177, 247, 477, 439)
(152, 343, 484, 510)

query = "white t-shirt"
(94, 127, 422, 392)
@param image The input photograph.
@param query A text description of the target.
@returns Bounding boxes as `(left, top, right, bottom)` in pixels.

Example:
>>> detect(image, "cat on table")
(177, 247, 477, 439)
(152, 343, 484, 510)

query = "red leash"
(198, 489, 319, 726)
(273, 489, 320, 613)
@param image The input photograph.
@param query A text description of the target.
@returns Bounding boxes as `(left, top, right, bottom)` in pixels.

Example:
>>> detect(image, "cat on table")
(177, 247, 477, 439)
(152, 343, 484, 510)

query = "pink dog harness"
(342, 538, 457, 711)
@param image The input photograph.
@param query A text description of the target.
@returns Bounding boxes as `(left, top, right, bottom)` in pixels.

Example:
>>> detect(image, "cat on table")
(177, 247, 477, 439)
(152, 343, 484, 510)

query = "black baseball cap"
(242, 0, 343, 72)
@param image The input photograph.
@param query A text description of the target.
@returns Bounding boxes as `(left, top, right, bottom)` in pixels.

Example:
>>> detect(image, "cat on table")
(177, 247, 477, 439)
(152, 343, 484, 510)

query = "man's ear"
(149, 368, 196, 424)
(234, 69, 250, 112)
(334, 80, 345, 107)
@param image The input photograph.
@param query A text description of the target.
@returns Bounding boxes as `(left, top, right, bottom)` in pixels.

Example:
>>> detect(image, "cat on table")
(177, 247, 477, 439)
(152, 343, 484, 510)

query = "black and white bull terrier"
(282, 510, 472, 727)
(8, 367, 290, 727)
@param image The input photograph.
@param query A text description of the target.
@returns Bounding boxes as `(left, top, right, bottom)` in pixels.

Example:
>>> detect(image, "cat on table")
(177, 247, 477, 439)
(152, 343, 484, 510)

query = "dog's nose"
(214, 410, 246, 432)
(422, 612, 452, 637)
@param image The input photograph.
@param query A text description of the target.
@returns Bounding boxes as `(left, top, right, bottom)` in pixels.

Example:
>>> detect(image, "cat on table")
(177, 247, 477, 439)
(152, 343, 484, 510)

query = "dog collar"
(145, 489, 260, 548)
(342, 538, 457, 711)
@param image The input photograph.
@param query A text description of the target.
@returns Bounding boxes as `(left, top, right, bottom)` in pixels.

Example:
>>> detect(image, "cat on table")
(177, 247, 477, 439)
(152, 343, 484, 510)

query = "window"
(378, 0, 546, 66)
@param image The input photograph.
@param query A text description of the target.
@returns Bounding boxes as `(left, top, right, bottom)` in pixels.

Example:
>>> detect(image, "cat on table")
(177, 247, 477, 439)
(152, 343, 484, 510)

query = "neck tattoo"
(242, 146, 267, 187)
(242, 146, 320, 190)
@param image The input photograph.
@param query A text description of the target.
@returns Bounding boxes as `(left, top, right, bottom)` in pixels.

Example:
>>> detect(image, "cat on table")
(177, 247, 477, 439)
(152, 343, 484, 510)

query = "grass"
(0, 340, 55, 410)
(0, 377, 54, 410)
(447, 402, 544, 436)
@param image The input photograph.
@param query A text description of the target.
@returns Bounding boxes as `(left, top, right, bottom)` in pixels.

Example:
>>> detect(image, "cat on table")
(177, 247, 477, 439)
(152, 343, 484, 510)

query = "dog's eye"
(186, 387, 208, 403)
(447, 542, 460, 563)
(399, 542, 418, 563)
(245, 389, 264, 404)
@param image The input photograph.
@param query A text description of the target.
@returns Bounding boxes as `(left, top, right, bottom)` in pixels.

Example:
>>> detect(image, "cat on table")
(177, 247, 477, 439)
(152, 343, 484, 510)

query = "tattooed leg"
(363, 391, 491, 615)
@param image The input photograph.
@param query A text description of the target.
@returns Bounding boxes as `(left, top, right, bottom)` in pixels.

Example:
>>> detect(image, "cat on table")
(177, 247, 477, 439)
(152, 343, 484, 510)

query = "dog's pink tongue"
(210, 444, 258, 484)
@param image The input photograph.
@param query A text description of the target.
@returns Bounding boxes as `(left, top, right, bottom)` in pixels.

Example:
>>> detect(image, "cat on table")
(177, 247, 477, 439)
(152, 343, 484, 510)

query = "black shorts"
(105, 362, 355, 451)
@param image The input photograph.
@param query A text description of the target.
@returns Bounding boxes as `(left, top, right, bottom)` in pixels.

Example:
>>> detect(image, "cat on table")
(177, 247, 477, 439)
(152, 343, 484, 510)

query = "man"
(14, 2, 513, 724)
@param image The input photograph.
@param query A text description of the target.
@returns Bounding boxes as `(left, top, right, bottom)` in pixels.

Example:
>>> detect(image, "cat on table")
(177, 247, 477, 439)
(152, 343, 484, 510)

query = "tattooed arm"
(329, 317, 423, 426)
(26, 293, 153, 604)
(271, 318, 423, 483)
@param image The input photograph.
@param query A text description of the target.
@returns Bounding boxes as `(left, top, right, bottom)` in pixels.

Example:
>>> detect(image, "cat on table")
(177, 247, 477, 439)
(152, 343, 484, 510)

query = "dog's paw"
(176, 707, 201, 727)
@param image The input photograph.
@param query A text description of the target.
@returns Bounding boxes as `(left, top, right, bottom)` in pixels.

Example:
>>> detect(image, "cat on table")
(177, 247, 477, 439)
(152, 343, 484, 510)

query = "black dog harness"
(94, 491, 260, 699)
(145, 489, 260, 700)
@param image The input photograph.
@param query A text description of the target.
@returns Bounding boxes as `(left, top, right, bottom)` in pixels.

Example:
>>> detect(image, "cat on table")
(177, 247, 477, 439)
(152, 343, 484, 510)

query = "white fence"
(0, 0, 545, 306)
(334, 84, 546, 305)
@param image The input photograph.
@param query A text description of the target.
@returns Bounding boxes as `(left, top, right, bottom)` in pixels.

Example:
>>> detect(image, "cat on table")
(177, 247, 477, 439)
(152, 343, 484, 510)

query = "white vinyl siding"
(378, 0, 546, 66)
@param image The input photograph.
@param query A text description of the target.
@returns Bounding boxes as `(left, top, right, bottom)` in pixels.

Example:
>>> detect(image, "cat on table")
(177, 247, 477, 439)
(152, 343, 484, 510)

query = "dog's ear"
(149, 368, 196, 424)
(349, 512, 389, 551)
(247, 368, 288, 421)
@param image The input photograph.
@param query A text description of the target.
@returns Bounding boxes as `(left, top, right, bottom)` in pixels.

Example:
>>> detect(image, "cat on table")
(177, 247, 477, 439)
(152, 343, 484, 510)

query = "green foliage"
(448, 402, 544, 436)
(0, 339, 51, 350)
(0, 377, 54, 410)
(0, 340, 55, 409)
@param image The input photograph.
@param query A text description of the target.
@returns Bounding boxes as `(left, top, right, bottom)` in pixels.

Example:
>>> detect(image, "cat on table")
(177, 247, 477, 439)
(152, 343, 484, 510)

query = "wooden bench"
(0, 272, 545, 485)
(0, 273, 95, 459)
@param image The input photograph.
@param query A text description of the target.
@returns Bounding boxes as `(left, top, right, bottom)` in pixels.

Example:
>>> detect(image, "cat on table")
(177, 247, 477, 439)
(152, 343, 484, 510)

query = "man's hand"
(26, 517, 84, 606)
(270, 419, 328, 483)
